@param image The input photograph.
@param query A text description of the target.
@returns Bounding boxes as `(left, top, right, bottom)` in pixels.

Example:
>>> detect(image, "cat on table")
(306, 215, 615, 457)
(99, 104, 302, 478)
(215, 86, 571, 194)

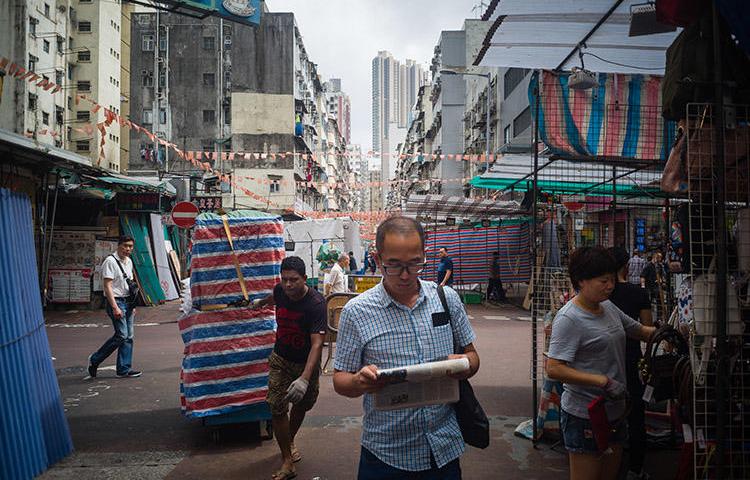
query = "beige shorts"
(266, 351, 320, 415)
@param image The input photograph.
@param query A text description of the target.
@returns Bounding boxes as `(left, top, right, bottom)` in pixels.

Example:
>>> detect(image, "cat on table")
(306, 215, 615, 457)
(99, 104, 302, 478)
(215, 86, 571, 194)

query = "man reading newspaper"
(333, 217, 480, 480)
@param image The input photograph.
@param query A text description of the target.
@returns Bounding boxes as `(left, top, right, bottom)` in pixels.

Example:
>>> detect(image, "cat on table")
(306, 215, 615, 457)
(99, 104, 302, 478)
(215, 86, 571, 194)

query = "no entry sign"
(171, 201, 200, 228)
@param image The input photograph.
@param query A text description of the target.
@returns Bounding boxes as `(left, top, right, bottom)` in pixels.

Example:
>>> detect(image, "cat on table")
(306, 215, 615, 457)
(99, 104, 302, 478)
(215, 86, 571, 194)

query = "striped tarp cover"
(190, 210, 284, 307)
(179, 306, 276, 417)
(422, 223, 532, 285)
(530, 71, 676, 163)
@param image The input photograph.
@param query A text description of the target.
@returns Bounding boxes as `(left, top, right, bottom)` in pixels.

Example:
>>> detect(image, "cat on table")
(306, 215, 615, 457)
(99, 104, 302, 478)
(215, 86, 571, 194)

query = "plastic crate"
(460, 292, 483, 304)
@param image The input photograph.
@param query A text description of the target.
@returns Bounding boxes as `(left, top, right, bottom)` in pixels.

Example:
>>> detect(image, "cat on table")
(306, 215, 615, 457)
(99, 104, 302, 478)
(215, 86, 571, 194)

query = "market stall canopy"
(474, 0, 681, 73)
(404, 194, 523, 222)
(87, 175, 177, 194)
(471, 154, 663, 197)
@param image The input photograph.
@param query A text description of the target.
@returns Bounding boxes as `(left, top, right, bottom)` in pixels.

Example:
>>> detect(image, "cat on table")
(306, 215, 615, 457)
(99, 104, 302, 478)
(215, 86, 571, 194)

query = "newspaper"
(374, 358, 470, 411)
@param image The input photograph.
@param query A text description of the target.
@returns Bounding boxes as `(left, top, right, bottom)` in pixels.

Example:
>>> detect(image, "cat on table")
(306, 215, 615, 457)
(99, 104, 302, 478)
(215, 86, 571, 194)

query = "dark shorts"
(357, 447, 461, 480)
(266, 351, 320, 415)
(560, 409, 628, 454)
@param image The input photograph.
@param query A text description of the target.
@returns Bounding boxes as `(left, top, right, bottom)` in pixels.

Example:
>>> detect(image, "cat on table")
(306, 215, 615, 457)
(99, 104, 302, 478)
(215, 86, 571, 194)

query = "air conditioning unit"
(568, 67, 598, 90)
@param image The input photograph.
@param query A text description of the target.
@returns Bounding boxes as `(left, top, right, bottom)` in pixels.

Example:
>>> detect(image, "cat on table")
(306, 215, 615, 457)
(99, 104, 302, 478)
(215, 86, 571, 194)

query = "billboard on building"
(160, 0, 261, 26)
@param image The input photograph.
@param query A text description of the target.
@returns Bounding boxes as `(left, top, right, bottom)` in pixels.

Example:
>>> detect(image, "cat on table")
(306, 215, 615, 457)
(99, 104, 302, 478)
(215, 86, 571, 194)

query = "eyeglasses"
(381, 262, 426, 276)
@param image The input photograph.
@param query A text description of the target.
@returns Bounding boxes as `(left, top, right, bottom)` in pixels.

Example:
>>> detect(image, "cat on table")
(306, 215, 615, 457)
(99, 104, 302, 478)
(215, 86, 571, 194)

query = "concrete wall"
(227, 167, 296, 211)
(232, 92, 293, 135)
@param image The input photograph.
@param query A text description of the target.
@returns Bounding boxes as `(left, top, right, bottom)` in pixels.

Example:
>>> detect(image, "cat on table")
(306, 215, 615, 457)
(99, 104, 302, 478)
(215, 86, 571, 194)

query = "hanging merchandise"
(691, 259, 744, 336)
(316, 241, 340, 272)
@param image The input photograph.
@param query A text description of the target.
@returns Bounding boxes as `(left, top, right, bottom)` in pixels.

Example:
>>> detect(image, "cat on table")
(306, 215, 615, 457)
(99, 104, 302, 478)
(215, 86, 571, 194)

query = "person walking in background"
(326, 253, 349, 295)
(627, 251, 647, 285)
(608, 247, 654, 480)
(640, 252, 666, 322)
(253, 256, 327, 480)
(487, 251, 507, 303)
(546, 246, 656, 480)
(333, 217, 479, 479)
(437, 246, 454, 287)
(87, 236, 142, 379)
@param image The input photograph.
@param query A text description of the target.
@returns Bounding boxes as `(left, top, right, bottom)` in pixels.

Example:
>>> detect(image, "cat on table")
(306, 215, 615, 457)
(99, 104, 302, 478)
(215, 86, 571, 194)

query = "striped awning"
(403, 194, 523, 222)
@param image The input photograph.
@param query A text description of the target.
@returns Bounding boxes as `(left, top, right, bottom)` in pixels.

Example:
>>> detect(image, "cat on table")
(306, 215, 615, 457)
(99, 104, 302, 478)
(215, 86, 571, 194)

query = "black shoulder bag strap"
(437, 285, 490, 449)
(110, 254, 130, 280)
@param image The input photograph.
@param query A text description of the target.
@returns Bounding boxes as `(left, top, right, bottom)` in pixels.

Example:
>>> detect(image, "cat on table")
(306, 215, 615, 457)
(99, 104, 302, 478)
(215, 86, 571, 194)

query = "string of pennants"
(0, 57, 485, 221)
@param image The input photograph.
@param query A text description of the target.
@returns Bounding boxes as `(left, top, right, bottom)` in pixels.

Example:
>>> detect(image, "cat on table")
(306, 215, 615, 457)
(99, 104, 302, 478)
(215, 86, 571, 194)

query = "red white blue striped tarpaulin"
(530, 71, 676, 164)
(179, 306, 276, 418)
(422, 223, 532, 285)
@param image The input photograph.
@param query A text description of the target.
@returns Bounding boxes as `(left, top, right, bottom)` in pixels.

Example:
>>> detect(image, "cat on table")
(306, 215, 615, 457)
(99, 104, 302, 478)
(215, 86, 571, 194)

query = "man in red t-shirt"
(254, 256, 327, 480)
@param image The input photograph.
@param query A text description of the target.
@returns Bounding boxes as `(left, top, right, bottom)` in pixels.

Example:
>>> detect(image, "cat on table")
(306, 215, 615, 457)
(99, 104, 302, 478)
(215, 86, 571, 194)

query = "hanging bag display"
(692, 258, 743, 336)
(110, 254, 140, 304)
(437, 286, 490, 449)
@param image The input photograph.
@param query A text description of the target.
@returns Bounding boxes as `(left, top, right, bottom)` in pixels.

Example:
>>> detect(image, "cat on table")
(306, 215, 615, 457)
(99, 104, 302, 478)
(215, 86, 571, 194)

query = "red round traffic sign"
(171, 201, 200, 228)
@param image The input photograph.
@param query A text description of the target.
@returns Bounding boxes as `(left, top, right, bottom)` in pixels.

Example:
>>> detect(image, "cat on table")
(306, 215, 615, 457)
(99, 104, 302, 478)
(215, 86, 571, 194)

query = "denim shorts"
(560, 409, 628, 454)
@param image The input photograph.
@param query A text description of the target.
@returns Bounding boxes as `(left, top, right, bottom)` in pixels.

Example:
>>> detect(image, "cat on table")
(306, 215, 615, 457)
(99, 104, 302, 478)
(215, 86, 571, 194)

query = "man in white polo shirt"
(325, 253, 349, 295)
(87, 236, 142, 379)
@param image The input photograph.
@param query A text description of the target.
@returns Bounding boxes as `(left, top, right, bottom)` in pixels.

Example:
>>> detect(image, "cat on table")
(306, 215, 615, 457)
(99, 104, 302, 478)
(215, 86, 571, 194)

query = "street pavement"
(39, 301, 676, 479)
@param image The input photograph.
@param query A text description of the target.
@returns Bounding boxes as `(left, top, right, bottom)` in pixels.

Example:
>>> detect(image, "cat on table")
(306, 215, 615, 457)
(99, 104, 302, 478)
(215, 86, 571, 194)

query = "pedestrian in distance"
(627, 250, 647, 285)
(349, 250, 358, 273)
(333, 216, 480, 480)
(546, 246, 656, 480)
(325, 252, 349, 296)
(87, 236, 142, 379)
(487, 251, 507, 303)
(607, 247, 654, 480)
(253, 256, 327, 480)
(437, 246, 454, 287)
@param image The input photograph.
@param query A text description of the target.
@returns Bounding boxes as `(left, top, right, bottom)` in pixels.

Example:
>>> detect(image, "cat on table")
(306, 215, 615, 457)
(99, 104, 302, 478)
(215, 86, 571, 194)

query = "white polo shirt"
(100, 253, 134, 298)
(329, 262, 348, 294)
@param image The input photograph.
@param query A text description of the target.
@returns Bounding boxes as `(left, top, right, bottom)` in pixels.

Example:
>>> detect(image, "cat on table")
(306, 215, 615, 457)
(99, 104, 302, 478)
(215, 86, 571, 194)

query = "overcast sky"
(268, 0, 482, 151)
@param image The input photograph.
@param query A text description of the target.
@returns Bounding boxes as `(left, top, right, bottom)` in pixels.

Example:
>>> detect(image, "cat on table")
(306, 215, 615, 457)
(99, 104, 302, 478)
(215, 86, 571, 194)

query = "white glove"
(284, 377, 309, 404)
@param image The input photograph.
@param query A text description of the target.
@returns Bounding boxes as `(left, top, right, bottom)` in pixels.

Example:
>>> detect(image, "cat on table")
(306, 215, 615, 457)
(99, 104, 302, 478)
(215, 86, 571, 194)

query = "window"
(503, 68, 528, 99)
(142, 34, 154, 51)
(142, 110, 153, 124)
(159, 108, 167, 124)
(43, 40, 50, 53)
(77, 80, 90, 91)
(202, 109, 215, 124)
(56, 35, 64, 54)
(223, 105, 231, 125)
(76, 110, 90, 121)
(67, 96, 72, 110)
(142, 71, 153, 87)
(80, 0, 91, 3)
(78, 21, 92, 33)
(202, 36, 215, 50)
(55, 106, 63, 124)
(44, 3, 50, 17)
(42, 111, 49, 125)
(55, 69, 63, 85)
(76, 140, 90, 152)
(67, 63, 73, 80)
(158, 72, 165, 88)
(29, 16, 38, 35)
(503, 125, 511, 144)
(77, 50, 91, 62)
(513, 106, 531, 136)
(159, 36, 167, 51)
(202, 73, 215, 87)
(28, 54, 38, 71)
(269, 178, 280, 193)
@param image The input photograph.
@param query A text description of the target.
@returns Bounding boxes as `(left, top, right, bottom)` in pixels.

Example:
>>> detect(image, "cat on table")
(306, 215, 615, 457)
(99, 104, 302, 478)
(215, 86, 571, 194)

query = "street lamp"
(440, 69, 492, 196)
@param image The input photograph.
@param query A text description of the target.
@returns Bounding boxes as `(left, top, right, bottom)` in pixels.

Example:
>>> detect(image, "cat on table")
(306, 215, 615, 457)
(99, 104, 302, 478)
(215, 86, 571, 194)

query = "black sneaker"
(87, 355, 97, 378)
(116, 370, 142, 378)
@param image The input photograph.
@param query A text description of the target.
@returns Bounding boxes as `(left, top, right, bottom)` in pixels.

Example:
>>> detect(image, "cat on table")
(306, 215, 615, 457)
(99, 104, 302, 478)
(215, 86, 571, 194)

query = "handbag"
(110, 254, 140, 303)
(660, 120, 689, 195)
(437, 286, 490, 449)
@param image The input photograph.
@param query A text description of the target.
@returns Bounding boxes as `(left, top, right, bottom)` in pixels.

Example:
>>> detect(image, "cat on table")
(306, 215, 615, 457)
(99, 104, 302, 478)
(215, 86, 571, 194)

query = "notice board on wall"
(48, 268, 92, 303)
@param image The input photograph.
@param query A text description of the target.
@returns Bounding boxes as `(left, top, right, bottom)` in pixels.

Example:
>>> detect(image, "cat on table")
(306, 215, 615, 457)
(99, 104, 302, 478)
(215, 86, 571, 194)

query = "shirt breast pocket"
(429, 324, 455, 360)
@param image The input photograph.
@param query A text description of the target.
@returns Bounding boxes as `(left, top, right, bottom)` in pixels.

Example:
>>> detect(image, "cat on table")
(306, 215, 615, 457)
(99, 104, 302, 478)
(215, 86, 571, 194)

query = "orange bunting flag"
(91, 104, 101, 114)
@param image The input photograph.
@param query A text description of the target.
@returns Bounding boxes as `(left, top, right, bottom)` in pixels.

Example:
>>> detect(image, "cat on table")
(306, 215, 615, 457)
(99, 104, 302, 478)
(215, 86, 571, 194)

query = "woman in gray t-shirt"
(546, 247, 655, 480)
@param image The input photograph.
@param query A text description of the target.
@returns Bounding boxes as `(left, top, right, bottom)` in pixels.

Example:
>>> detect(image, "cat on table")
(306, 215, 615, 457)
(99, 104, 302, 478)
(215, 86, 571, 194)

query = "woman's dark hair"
(118, 235, 135, 245)
(608, 246, 630, 272)
(281, 256, 306, 277)
(568, 246, 617, 289)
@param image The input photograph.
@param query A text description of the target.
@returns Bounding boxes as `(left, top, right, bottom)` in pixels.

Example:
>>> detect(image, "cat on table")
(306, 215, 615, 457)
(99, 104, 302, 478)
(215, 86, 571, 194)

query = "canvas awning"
(474, 0, 681, 73)
(404, 194, 524, 222)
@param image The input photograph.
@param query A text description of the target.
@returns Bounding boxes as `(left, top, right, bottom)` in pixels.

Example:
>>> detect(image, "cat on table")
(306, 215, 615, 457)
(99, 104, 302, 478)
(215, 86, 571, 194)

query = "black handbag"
(110, 254, 140, 303)
(437, 286, 490, 449)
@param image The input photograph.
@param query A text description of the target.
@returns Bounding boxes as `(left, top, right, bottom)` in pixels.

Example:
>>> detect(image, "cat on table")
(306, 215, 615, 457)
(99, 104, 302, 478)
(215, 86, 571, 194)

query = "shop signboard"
(48, 268, 92, 303)
(158, 0, 261, 26)
(352, 275, 381, 293)
(193, 196, 223, 212)
(117, 193, 161, 212)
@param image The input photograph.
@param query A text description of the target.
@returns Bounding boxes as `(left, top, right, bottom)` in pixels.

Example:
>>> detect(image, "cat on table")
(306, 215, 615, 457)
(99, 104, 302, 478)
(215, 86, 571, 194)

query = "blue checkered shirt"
(334, 279, 477, 471)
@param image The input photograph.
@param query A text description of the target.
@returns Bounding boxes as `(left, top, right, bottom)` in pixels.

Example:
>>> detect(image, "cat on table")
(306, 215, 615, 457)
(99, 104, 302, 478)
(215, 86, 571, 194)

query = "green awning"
(96, 176, 154, 187)
(470, 176, 663, 198)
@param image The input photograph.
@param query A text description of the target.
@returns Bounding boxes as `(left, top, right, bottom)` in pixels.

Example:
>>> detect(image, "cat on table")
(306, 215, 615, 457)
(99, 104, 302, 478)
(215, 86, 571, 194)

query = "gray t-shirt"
(547, 299, 641, 420)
